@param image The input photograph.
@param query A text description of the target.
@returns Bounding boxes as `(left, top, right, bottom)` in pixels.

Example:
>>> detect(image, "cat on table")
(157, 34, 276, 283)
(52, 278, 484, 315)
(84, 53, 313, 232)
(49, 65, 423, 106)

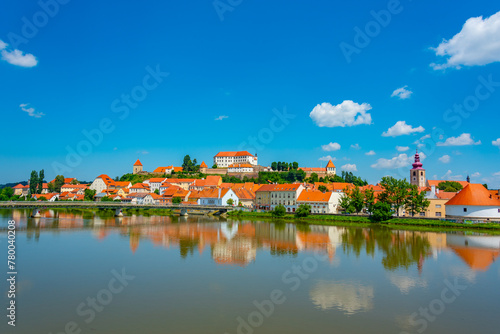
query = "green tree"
(318, 185, 327, 193)
(437, 181, 463, 192)
(370, 202, 394, 222)
(292, 162, 298, 170)
(339, 193, 354, 214)
(309, 173, 319, 183)
(226, 198, 234, 206)
(483, 183, 488, 189)
(379, 177, 411, 217)
(29, 170, 38, 195)
(277, 162, 282, 171)
(48, 182, 55, 193)
(271, 162, 277, 171)
(272, 204, 286, 217)
(349, 187, 365, 214)
(53, 175, 65, 193)
(1, 187, 14, 200)
(101, 196, 113, 202)
(84, 189, 96, 201)
(363, 188, 375, 215)
(212, 164, 217, 169)
(154, 189, 160, 195)
(296, 204, 311, 218)
(405, 185, 430, 217)
(172, 197, 182, 204)
(37, 169, 44, 194)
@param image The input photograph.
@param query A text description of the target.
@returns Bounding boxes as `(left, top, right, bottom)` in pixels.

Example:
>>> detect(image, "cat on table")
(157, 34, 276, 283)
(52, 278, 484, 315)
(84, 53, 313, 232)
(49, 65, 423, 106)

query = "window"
(413, 171, 416, 176)
(436, 212, 442, 217)
(435, 204, 441, 208)
(419, 212, 425, 216)
(463, 208, 467, 212)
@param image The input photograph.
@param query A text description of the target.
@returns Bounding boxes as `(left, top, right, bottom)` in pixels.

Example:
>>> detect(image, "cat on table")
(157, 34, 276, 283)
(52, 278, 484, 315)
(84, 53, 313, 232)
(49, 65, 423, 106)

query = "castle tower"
(326, 159, 336, 175)
(133, 159, 143, 174)
(200, 161, 208, 173)
(410, 150, 426, 187)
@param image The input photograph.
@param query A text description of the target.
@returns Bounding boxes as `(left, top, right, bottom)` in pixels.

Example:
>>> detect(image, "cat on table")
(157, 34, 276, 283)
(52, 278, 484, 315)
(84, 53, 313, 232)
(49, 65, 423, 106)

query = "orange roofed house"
(269, 183, 305, 213)
(297, 189, 343, 214)
(213, 151, 258, 168)
(89, 174, 115, 193)
(445, 184, 500, 220)
(298, 160, 336, 178)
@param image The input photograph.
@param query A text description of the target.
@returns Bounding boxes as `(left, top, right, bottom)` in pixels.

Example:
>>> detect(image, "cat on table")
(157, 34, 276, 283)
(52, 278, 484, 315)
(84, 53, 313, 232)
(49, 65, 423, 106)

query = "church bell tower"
(410, 150, 426, 187)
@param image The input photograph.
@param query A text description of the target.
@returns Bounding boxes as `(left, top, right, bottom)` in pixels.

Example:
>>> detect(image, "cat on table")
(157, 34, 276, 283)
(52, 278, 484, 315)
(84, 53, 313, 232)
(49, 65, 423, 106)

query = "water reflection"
(1, 209, 499, 274)
(310, 280, 374, 314)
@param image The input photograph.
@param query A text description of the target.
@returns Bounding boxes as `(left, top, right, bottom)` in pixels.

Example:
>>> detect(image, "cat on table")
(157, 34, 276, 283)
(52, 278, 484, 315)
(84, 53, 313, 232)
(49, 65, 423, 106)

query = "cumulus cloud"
(321, 142, 341, 151)
(493, 171, 500, 177)
(371, 153, 413, 169)
(319, 155, 336, 162)
(391, 85, 413, 99)
(20, 103, 44, 118)
(382, 121, 425, 137)
(471, 172, 481, 177)
(310, 100, 372, 127)
(439, 155, 451, 163)
(214, 115, 228, 121)
(442, 170, 464, 181)
(136, 150, 149, 155)
(437, 133, 481, 146)
(342, 164, 357, 172)
(396, 146, 409, 152)
(371, 152, 424, 170)
(350, 143, 361, 150)
(431, 11, 500, 69)
(0, 40, 38, 67)
(365, 150, 376, 156)
(493, 138, 500, 148)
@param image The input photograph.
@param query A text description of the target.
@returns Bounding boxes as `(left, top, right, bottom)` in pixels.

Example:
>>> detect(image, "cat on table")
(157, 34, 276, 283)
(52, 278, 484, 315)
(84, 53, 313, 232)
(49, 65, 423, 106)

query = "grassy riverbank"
(227, 210, 500, 232)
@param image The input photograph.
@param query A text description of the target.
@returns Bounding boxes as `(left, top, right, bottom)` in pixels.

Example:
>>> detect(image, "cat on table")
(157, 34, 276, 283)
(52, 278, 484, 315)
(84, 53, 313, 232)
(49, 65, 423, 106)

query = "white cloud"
(310, 100, 372, 127)
(214, 115, 228, 121)
(492, 138, 500, 148)
(396, 146, 409, 152)
(382, 121, 425, 137)
(391, 85, 413, 99)
(321, 142, 341, 151)
(319, 155, 336, 162)
(365, 150, 376, 156)
(438, 155, 451, 163)
(471, 172, 481, 177)
(342, 164, 358, 172)
(350, 143, 361, 150)
(437, 133, 481, 146)
(431, 11, 500, 69)
(20, 104, 44, 118)
(136, 150, 149, 155)
(371, 153, 412, 169)
(442, 170, 464, 181)
(0, 39, 38, 68)
(493, 171, 500, 177)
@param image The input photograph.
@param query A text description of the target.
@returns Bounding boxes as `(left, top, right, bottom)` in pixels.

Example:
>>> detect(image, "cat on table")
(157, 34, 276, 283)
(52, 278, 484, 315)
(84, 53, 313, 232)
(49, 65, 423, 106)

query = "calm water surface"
(1, 209, 499, 334)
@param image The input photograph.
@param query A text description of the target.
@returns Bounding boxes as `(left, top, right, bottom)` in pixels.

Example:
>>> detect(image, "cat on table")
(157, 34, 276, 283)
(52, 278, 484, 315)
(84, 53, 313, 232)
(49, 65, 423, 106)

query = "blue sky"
(1, 0, 499, 187)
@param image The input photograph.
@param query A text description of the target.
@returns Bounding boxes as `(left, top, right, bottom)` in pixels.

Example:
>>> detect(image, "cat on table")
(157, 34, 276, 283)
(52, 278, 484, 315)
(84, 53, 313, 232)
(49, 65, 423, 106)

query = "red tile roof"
(445, 184, 500, 206)
(269, 184, 302, 192)
(153, 166, 173, 173)
(228, 163, 254, 168)
(133, 159, 143, 166)
(297, 190, 332, 202)
(200, 161, 208, 168)
(436, 191, 457, 200)
(215, 151, 254, 157)
(326, 160, 336, 168)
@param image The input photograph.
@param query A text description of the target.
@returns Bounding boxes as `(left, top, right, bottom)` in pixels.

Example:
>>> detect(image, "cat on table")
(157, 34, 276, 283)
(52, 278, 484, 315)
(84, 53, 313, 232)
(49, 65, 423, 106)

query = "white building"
(445, 184, 500, 220)
(199, 188, 239, 206)
(270, 183, 305, 213)
(228, 163, 254, 173)
(213, 151, 258, 168)
(89, 174, 115, 194)
(144, 178, 167, 193)
(297, 190, 342, 214)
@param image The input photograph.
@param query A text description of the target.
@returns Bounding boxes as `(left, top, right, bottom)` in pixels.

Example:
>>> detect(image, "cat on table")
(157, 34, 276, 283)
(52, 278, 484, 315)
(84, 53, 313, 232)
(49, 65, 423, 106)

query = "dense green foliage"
(437, 181, 463, 192)
(270, 161, 299, 171)
(182, 155, 199, 173)
(295, 204, 311, 218)
(84, 189, 96, 201)
(272, 205, 286, 217)
(370, 202, 394, 222)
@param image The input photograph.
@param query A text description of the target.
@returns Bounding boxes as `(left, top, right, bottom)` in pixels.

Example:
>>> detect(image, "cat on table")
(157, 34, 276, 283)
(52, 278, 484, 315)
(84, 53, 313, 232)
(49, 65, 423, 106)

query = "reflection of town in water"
(3, 209, 499, 272)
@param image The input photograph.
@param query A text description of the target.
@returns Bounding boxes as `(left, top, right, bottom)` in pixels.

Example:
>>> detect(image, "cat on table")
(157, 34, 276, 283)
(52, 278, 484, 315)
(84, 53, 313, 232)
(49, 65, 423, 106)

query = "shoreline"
(227, 210, 500, 234)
